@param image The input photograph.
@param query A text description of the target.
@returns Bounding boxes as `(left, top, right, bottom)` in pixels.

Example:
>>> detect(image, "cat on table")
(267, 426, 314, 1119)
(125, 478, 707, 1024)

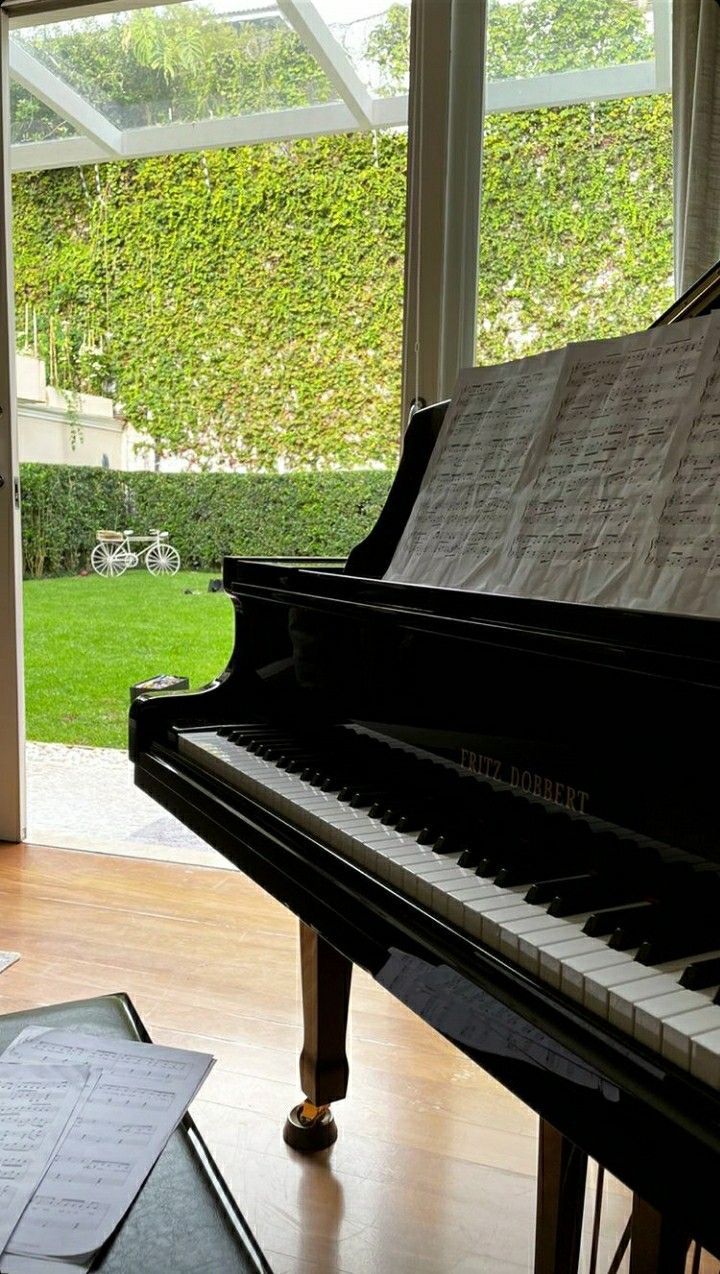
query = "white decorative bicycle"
(91, 528, 181, 578)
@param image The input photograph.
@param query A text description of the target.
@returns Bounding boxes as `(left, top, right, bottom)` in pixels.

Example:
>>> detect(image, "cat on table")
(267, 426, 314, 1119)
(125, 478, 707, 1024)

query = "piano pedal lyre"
(283, 921, 352, 1154)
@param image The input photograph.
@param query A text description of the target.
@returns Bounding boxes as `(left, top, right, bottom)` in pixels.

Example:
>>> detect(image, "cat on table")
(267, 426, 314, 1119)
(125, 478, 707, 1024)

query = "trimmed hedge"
(19, 463, 393, 577)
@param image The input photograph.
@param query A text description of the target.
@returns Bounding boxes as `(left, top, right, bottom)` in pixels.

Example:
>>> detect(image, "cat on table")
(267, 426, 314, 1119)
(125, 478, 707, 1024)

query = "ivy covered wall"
(11, 0, 674, 473)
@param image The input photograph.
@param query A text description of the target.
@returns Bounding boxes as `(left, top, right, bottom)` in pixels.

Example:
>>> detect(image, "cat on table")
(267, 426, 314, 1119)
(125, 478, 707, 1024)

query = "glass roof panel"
(10, 1, 343, 132)
(313, 0, 411, 96)
(10, 84, 78, 145)
(486, 0, 656, 81)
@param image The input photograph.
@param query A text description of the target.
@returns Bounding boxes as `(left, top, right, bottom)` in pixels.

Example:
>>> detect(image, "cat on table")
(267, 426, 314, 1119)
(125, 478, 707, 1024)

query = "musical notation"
(0, 1028, 213, 1264)
(0, 1062, 95, 1265)
(386, 313, 720, 618)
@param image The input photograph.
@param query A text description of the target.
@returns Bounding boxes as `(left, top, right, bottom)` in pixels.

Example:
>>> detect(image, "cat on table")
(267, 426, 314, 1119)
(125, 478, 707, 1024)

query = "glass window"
(477, 0, 673, 364)
(12, 3, 341, 132)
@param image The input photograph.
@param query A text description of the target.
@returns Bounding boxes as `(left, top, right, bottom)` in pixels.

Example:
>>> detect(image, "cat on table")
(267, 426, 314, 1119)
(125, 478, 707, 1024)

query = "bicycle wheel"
(91, 542, 129, 578)
(146, 543, 180, 575)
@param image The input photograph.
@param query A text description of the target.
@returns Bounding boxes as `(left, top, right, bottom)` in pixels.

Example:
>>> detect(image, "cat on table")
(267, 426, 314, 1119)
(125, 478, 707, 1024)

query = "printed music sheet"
(385, 313, 720, 618)
(0, 1065, 96, 1261)
(385, 347, 569, 589)
(0, 1029, 213, 1269)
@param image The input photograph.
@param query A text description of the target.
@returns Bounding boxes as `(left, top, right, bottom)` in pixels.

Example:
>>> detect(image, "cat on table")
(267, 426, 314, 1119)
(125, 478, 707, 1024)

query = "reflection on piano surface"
(130, 268, 720, 1272)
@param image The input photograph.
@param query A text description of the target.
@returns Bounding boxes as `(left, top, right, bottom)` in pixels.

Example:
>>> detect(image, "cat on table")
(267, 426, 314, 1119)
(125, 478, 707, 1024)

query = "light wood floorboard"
(0, 843, 714, 1273)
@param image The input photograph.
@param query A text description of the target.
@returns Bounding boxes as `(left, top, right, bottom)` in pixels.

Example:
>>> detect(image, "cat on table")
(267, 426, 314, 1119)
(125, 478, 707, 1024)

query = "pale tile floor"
(26, 741, 229, 868)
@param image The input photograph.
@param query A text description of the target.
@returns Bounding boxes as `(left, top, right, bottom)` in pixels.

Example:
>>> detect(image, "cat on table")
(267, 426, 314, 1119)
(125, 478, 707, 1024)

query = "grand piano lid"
(223, 557, 719, 687)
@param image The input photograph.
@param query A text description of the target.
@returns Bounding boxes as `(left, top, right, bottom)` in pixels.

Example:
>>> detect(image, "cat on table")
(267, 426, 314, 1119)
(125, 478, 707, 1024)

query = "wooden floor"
(0, 843, 713, 1274)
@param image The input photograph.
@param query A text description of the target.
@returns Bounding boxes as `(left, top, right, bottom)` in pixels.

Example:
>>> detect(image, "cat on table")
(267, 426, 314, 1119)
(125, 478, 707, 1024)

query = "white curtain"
(673, 0, 720, 294)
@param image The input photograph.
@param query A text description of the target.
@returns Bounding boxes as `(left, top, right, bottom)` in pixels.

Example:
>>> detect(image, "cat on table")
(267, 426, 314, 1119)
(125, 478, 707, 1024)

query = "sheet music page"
(502, 317, 719, 608)
(385, 314, 720, 617)
(385, 347, 569, 587)
(0, 1030, 213, 1264)
(0, 1065, 95, 1260)
(637, 351, 720, 616)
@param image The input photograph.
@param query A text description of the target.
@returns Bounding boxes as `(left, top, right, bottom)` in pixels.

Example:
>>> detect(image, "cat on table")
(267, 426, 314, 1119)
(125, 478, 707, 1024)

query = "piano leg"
(283, 921, 352, 1153)
(534, 1119, 588, 1274)
(629, 1195, 691, 1273)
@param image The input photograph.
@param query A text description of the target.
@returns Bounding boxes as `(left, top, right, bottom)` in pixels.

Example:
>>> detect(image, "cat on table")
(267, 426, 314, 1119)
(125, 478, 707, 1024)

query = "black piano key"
(475, 852, 505, 877)
(388, 798, 442, 830)
(229, 726, 286, 741)
(432, 833, 466, 855)
(583, 901, 656, 938)
(417, 827, 442, 846)
(284, 755, 323, 773)
(494, 849, 578, 888)
(681, 957, 720, 991)
(434, 836, 475, 856)
(637, 930, 717, 967)
(245, 736, 278, 752)
(525, 874, 591, 905)
(547, 874, 643, 918)
(608, 906, 663, 950)
(273, 747, 323, 765)
(349, 788, 391, 809)
(319, 775, 345, 793)
(368, 801, 390, 819)
(260, 743, 299, 760)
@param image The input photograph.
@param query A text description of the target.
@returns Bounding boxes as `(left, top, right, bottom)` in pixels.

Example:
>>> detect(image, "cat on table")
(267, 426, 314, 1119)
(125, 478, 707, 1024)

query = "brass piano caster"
(283, 1099, 338, 1153)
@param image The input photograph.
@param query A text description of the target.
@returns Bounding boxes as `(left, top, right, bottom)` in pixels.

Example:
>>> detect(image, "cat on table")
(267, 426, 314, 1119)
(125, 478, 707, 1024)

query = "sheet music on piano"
(385, 313, 720, 617)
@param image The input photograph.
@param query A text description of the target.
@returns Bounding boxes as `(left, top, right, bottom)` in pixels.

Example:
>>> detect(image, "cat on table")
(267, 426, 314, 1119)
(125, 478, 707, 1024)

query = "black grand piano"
(130, 265, 720, 1273)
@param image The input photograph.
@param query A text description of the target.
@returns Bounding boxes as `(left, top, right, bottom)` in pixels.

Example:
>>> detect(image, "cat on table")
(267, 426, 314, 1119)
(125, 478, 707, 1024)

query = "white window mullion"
(439, 0, 487, 400)
(276, 0, 373, 127)
(9, 39, 122, 154)
(401, 0, 487, 423)
(653, 0, 672, 94)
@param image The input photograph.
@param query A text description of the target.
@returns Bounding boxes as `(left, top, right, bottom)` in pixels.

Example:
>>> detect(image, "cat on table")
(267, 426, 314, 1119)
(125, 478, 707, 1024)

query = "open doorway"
(6, 0, 412, 861)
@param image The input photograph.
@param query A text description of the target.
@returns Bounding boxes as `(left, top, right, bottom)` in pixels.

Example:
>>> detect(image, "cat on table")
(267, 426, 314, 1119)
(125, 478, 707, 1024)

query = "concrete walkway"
(26, 742, 231, 869)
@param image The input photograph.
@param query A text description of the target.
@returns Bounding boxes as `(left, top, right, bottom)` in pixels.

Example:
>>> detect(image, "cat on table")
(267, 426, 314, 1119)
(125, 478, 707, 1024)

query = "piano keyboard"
(178, 723, 720, 1089)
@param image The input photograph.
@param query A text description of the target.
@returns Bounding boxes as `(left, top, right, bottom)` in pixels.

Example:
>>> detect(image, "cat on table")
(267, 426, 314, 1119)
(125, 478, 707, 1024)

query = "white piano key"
(538, 936, 608, 990)
(557, 948, 640, 1005)
(511, 919, 578, 968)
(691, 1028, 720, 1087)
(436, 879, 499, 922)
(634, 989, 716, 1052)
(581, 954, 651, 1016)
(608, 973, 685, 1035)
(481, 903, 546, 946)
(443, 883, 507, 927)
(509, 915, 580, 968)
(662, 1005, 720, 1070)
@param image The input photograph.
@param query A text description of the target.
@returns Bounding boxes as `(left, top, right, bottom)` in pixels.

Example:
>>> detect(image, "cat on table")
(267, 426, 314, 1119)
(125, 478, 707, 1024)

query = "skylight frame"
(4, 0, 670, 173)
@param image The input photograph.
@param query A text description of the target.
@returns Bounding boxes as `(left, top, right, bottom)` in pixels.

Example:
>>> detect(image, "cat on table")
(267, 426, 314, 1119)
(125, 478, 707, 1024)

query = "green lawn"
(24, 571, 234, 749)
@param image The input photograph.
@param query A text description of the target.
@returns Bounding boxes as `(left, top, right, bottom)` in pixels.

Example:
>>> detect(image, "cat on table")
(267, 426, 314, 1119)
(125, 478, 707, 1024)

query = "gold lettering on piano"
(459, 754, 589, 812)
(460, 749, 502, 780)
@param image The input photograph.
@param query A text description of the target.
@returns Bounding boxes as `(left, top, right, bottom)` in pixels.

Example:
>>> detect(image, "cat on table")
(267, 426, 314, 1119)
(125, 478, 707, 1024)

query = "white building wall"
(15, 352, 141, 470)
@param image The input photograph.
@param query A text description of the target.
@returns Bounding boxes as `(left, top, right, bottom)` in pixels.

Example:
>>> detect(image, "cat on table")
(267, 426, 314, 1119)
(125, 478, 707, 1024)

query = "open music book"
(385, 314, 720, 618)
